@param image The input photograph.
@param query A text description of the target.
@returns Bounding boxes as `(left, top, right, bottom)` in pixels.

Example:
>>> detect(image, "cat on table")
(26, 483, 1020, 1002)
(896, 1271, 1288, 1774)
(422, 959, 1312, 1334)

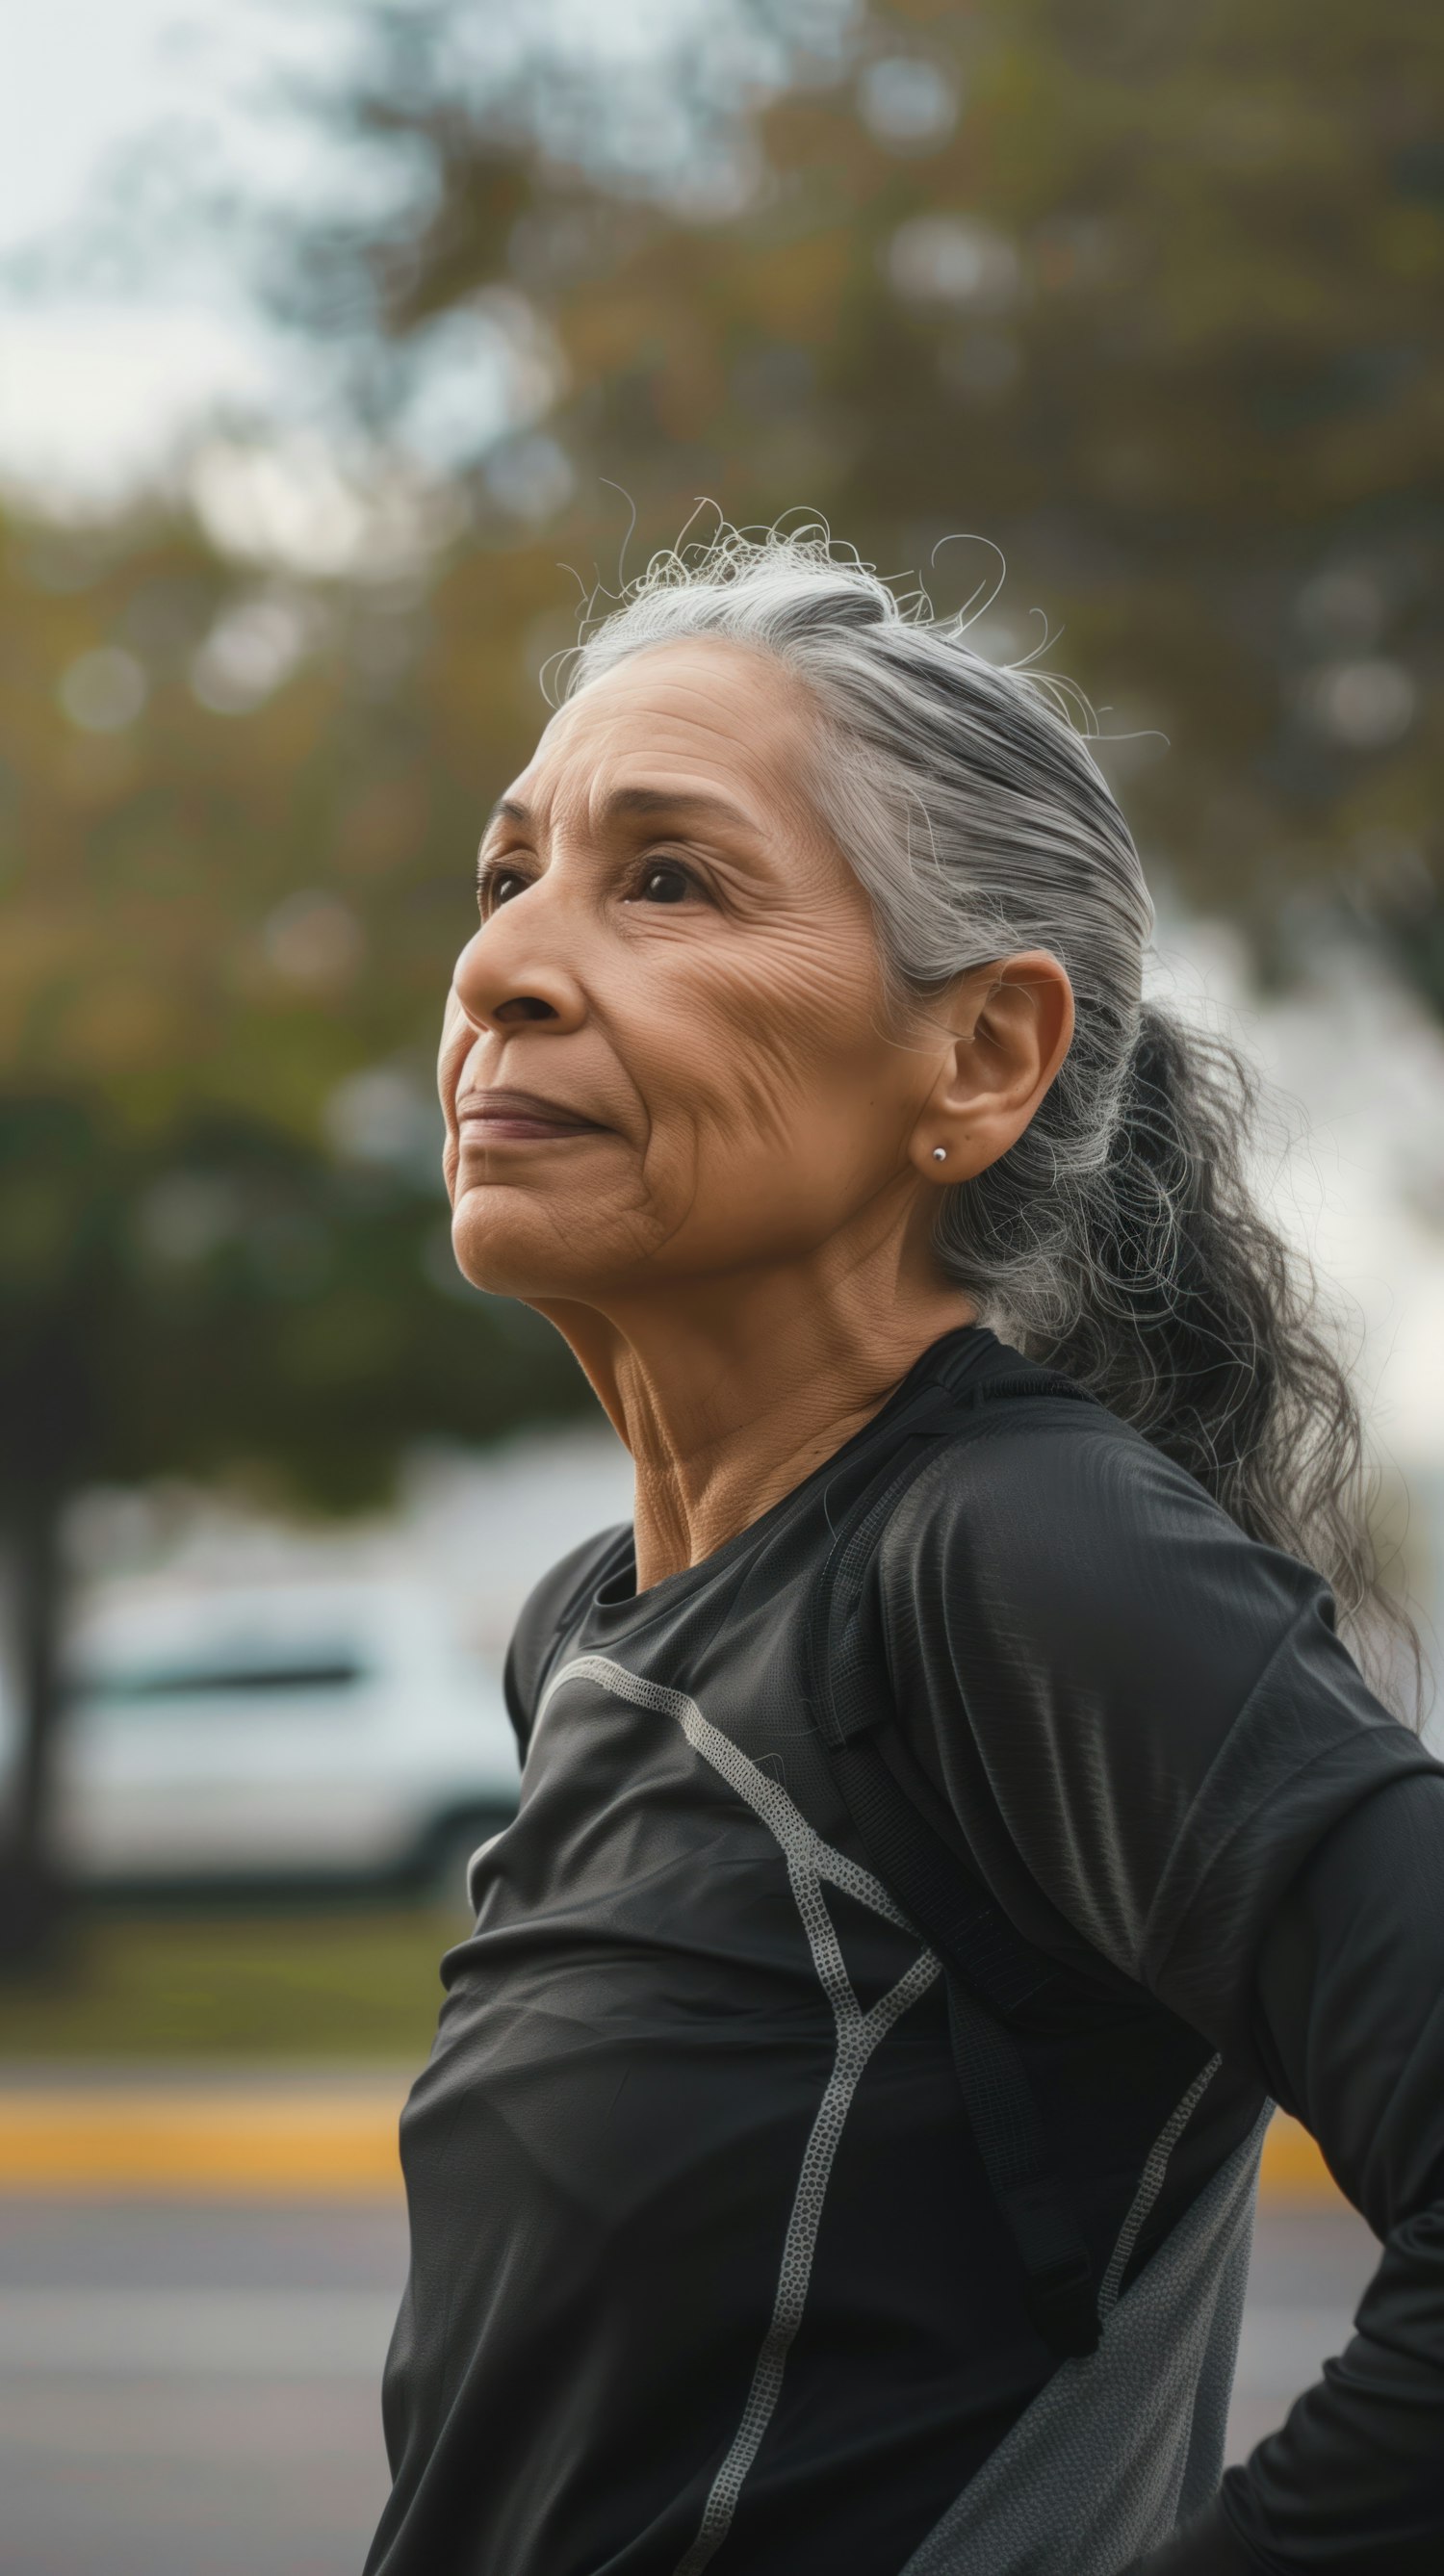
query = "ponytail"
(1040, 1005, 1396, 1676)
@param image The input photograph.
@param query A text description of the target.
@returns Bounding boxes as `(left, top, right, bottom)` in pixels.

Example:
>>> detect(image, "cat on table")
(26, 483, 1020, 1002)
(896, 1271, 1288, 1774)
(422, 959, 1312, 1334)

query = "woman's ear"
(910, 951, 1074, 1184)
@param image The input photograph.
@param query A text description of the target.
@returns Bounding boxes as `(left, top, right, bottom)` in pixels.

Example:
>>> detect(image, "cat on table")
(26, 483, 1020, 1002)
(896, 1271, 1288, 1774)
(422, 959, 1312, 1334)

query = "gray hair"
(559, 522, 1409, 1689)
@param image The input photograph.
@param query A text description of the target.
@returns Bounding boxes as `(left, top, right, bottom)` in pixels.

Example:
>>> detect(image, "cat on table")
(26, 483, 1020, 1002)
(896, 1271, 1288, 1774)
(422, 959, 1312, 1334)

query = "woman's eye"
(635, 861, 693, 906)
(483, 867, 529, 912)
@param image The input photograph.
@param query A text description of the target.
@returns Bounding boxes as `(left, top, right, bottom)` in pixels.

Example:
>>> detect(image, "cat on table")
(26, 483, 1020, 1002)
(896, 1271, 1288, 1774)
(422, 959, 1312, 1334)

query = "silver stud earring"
(931, 1146, 947, 1164)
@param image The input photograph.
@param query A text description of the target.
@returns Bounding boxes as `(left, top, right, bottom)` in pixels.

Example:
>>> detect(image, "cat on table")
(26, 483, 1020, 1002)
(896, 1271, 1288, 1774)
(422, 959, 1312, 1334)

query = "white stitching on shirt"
(537, 1654, 918, 1931)
(536, 1654, 941, 2576)
(1097, 2054, 1222, 2319)
(675, 1946, 941, 2576)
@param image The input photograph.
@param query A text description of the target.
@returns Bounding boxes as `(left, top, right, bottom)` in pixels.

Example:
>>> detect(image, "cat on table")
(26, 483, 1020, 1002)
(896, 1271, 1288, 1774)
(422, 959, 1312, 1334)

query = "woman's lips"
(455, 1088, 607, 1144)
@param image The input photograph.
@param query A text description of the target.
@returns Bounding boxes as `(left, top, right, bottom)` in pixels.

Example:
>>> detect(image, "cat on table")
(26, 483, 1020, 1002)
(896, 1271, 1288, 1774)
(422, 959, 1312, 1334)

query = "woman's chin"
(450, 1203, 599, 1305)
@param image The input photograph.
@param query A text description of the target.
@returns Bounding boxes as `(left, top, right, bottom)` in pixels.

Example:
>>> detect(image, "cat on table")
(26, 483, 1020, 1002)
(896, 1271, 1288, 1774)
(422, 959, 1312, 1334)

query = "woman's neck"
(542, 1255, 974, 1590)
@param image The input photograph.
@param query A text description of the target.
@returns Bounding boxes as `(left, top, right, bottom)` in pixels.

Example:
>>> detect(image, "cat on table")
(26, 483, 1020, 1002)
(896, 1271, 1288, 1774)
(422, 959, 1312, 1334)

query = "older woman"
(365, 530, 1443, 2576)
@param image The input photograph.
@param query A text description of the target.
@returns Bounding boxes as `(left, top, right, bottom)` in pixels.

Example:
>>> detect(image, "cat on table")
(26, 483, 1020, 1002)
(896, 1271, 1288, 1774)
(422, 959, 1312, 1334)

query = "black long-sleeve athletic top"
(367, 1326, 1444, 2576)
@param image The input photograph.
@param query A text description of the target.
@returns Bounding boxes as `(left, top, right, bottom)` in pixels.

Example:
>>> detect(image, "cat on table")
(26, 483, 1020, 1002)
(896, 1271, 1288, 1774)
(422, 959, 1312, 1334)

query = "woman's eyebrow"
(484, 794, 529, 832)
(481, 785, 760, 842)
(603, 786, 757, 834)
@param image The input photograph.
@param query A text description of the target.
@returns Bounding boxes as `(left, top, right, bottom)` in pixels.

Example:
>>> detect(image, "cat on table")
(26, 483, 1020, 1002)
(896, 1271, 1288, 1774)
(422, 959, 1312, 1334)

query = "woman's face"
(441, 638, 956, 1308)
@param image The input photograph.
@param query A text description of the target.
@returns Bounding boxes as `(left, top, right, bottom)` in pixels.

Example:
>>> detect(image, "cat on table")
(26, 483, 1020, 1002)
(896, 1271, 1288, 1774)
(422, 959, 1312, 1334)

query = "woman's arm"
(880, 1405, 1444, 2570)
(1132, 1771, 1444, 2573)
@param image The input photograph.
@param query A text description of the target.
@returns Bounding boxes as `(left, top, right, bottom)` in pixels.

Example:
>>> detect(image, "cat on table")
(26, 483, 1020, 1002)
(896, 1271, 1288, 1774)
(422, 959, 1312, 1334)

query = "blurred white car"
(45, 1579, 520, 1898)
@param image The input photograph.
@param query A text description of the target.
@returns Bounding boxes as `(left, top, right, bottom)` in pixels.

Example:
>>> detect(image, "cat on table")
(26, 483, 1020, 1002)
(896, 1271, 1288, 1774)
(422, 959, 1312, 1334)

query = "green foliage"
(0, 512, 587, 1520)
(290, 0, 1444, 981)
(0, 1097, 583, 1514)
(0, 492, 581, 1944)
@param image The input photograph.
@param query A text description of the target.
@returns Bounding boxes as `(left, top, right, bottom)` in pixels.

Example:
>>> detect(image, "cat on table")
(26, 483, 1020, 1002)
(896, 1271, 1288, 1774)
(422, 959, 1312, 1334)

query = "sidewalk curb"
(0, 2081, 406, 2197)
(0, 2085, 1341, 2203)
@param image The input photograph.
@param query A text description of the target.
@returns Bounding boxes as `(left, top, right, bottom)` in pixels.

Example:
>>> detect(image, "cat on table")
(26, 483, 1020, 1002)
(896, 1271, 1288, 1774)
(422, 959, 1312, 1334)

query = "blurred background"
(0, 2, 1441, 2568)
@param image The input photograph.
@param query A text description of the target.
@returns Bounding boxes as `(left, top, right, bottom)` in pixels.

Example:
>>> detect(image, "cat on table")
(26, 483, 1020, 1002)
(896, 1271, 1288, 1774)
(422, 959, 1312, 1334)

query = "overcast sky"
(0, 0, 201, 250)
(0, 0, 838, 502)
(0, 1, 307, 497)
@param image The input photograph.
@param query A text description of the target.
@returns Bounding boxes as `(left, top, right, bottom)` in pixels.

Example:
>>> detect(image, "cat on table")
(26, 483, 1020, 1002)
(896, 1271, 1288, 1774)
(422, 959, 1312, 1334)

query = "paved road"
(0, 2192, 1378, 2575)
(0, 2199, 407, 2576)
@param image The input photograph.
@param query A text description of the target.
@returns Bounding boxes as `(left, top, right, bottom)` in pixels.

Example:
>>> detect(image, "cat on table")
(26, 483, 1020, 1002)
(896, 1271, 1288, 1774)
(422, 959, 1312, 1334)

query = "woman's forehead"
(515, 637, 817, 813)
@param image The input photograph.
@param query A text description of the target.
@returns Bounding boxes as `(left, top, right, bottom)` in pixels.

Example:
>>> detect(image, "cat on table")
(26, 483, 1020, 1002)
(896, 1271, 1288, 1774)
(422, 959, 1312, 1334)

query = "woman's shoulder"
(907, 1376, 1231, 1532)
(882, 1387, 1317, 1701)
(873, 1385, 1431, 2026)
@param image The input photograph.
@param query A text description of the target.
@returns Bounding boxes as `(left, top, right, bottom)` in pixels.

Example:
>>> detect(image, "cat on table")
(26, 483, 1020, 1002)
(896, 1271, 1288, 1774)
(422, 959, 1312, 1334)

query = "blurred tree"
(0, 510, 584, 1961)
(275, 0, 1442, 996)
(0, 1095, 582, 1957)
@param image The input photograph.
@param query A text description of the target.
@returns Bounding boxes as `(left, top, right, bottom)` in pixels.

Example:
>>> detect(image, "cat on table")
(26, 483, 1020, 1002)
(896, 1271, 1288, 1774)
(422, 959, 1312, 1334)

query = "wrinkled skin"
(441, 639, 1072, 1585)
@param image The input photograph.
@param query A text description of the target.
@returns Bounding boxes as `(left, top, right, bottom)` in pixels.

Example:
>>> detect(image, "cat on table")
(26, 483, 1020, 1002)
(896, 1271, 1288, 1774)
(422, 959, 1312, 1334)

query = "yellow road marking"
(0, 2092, 1339, 2202)
(1258, 2109, 1340, 2203)
(0, 2090, 405, 2197)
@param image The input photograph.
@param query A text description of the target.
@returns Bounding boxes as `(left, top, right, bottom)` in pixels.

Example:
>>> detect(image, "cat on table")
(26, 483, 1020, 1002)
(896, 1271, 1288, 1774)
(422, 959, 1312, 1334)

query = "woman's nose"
(451, 896, 586, 1035)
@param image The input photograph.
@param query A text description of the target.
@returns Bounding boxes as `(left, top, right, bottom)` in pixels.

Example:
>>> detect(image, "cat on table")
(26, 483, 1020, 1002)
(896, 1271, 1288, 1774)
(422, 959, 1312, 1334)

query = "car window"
(83, 1653, 368, 1703)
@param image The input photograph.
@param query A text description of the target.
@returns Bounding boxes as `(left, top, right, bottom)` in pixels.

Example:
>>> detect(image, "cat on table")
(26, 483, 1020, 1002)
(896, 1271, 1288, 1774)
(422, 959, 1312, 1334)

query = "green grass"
(0, 1902, 470, 2062)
